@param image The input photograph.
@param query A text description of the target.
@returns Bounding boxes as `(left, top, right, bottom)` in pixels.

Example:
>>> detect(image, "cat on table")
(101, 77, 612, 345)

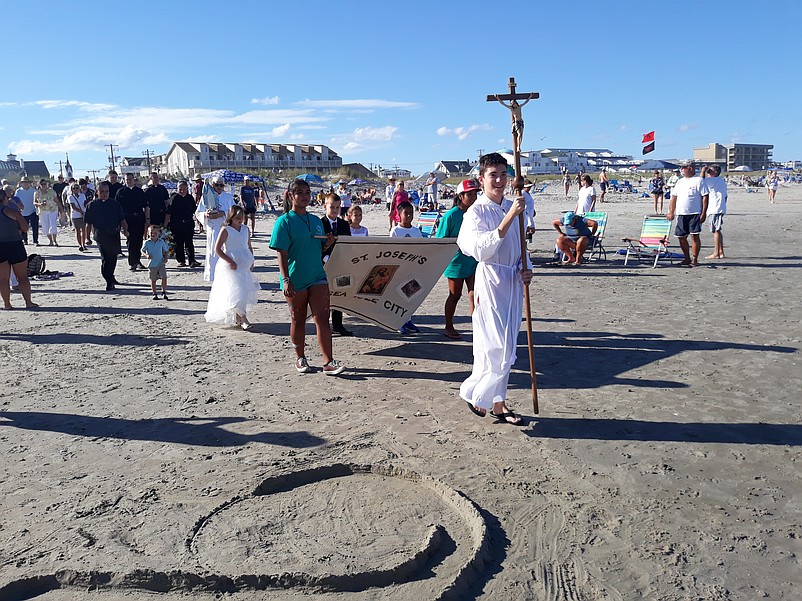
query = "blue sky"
(4, 0, 800, 178)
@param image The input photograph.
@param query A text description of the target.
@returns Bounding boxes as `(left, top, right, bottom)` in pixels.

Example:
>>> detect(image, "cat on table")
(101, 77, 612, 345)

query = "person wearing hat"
(14, 177, 38, 245)
(435, 178, 480, 340)
(552, 211, 598, 266)
(667, 162, 708, 267)
(240, 176, 258, 234)
(196, 175, 234, 281)
(425, 172, 439, 209)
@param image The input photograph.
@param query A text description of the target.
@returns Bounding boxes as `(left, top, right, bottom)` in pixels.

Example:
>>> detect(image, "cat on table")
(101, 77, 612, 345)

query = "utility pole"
(88, 169, 102, 188)
(477, 148, 484, 162)
(54, 160, 64, 177)
(105, 144, 119, 172)
(142, 149, 154, 174)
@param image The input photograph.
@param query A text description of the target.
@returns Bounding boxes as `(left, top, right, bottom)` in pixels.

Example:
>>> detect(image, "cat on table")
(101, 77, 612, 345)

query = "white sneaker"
(295, 356, 311, 374)
(322, 360, 345, 376)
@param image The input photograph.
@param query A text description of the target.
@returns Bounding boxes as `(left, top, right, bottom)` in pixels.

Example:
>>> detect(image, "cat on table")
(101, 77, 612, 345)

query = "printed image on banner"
(325, 237, 457, 331)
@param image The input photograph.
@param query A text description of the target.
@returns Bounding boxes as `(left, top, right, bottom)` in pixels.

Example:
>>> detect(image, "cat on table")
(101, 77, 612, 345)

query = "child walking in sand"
(142, 225, 170, 300)
(269, 179, 345, 375)
(390, 202, 422, 335)
(204, 206, 260, 329)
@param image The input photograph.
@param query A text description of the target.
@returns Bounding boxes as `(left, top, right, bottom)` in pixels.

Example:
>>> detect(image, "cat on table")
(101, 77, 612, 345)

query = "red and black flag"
(642, 131, 655, 143)
(642, 142, 655, 155)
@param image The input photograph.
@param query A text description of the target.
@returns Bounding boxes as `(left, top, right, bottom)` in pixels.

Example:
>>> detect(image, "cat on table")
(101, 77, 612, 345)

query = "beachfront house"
(694, 142, 774, 172)
(159, 142, 343, 178)
(434, 160, 474, 178)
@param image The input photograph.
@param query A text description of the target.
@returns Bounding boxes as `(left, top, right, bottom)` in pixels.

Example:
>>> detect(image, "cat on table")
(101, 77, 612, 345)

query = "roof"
(19, 161, 50, 177)
(437, 160, 472, 173)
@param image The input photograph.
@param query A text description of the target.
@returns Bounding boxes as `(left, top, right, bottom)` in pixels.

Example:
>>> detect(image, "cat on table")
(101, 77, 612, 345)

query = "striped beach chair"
(416, 211, 441, 238)
(622, 215, 673, 267)
(581, 211, 608, 262)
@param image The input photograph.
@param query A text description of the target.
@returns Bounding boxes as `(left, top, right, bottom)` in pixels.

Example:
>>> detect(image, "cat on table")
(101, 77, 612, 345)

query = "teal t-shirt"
(269, 210, 327, 290)
(436, 206, 478, 279)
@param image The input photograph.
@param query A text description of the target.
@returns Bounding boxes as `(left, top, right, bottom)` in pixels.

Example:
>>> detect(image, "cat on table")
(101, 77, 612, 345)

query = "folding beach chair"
(622, 215, 673, 267)
(416, 211, 440, 238)
(581, 211, 608, 262)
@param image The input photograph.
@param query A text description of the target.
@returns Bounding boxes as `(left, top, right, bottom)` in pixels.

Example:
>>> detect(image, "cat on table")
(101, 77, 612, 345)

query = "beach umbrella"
(348, 178, 366, 185)
(636, 160, 679, 171)
(731, 165, 751, 172)
(296, 173, 323, 183)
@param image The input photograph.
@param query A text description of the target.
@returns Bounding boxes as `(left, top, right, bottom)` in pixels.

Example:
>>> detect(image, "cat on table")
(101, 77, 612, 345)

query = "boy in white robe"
(457, 153, 532, 425)
(195, 176, 234, 282)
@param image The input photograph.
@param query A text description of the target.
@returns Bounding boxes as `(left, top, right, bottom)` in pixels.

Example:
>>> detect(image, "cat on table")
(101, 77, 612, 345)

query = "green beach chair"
(581, 211, 608, 262)
(622, 215, 673, 267)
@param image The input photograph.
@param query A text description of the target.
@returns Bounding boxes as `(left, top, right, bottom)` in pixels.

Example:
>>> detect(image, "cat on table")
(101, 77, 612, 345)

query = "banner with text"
(324, 237, 458, 331)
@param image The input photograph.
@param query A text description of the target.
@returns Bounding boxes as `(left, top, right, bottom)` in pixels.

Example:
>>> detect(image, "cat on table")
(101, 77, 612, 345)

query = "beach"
(1, 181, 800, 600)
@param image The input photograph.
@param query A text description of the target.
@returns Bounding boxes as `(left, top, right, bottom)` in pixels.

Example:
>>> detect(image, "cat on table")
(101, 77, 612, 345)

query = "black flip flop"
(490, 411, 525, 426)
(466, 402, 486, 418)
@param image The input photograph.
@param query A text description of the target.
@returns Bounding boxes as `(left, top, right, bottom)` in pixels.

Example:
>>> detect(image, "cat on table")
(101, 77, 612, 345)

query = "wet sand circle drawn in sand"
(0, 464, 491, 599)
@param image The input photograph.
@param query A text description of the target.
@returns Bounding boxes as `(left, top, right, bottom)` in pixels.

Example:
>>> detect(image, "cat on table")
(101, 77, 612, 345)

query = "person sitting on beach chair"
(552, 211, 597, 266)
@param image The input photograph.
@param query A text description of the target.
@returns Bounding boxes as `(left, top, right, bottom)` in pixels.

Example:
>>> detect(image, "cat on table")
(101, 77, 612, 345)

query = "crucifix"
(487, 77, 540, 414)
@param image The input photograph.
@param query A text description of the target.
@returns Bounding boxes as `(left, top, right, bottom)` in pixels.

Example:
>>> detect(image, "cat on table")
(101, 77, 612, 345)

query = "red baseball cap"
(456, 179, 480, 195)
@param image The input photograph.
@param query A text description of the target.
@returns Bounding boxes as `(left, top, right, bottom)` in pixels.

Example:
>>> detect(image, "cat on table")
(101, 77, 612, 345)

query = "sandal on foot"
(466, 402, 486, 418)
(490, 410, 524, 426)
(444, 330, 462, 340)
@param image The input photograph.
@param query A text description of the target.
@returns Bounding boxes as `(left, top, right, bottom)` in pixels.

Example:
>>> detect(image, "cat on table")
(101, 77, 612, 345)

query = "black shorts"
(600, 182, 608, 191)
(244, 206, 257, 215)
(674, 214, 701, 237)
(0, 240, 27, 265)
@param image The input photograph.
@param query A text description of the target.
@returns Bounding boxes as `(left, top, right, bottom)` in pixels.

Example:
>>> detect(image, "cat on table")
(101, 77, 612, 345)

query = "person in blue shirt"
(552, 211, 598, 266)
(239, 177, 258, 235)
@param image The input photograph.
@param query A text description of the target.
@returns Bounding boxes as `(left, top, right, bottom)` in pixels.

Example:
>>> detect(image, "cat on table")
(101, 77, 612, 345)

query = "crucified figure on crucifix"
(498, 97, 531, 155)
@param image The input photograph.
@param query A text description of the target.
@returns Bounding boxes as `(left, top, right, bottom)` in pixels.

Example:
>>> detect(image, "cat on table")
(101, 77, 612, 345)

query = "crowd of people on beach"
(0, 157, 791, 422)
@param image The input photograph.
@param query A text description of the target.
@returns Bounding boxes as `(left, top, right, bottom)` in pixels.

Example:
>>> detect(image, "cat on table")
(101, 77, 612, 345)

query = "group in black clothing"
(85, 171, 203, 290)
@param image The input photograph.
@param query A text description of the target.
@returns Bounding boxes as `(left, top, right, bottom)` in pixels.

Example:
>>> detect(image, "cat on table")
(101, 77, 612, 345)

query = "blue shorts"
(674, 214, 701, 237)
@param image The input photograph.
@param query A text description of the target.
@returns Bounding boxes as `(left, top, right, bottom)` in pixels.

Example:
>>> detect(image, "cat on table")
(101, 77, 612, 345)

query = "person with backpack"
(0, 188, 37, 309)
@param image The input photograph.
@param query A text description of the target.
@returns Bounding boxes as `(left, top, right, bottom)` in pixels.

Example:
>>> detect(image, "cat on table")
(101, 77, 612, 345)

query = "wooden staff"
(487, 77, 540, 414)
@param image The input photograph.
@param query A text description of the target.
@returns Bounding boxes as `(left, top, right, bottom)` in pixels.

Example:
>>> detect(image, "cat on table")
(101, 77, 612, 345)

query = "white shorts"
(708, 214, 724, 233)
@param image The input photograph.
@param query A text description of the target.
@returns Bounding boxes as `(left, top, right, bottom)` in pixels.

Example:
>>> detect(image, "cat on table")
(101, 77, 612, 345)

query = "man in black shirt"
(144, 172, 170, 228)
(85, 183, 128, 290)
(102, 170, 124, 200)
(165, 180, 200, 268)
(116, 173, 149, 271)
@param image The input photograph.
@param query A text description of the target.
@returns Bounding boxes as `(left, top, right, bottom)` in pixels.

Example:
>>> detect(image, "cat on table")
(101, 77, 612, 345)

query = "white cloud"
(10, 125, 168, 154)
(250, 96, 280, 105)
(32, 100, 117, 112)
(297, 99, 419, 109)
(678, 123, 698, 132)
(328, 126, 399, 156)
(270, 123, 291, 137)
(437, 124, 492, 141)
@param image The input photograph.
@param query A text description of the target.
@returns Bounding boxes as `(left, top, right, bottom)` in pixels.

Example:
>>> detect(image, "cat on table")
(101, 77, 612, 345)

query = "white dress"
(204, 225, 260, 324)
(457, 194, 529, 410)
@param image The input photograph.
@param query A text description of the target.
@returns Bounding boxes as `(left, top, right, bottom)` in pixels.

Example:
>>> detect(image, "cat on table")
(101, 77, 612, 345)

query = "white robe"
(457, 193, 529, 410)
(195, 191, 234, 282)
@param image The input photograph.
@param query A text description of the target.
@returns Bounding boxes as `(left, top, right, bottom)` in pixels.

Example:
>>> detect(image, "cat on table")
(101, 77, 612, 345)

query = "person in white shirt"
(384, 177, 396, 211)
(702, 165, 727, 259)
(390, 202, 422, 335)
(67, 182, 88, 251)
(196, 176, 235, 281)
(425, 172, 439, 208)
(457, 153, 532, 425)
(575, 175, 597, 214)
(667, 162, 709, 267)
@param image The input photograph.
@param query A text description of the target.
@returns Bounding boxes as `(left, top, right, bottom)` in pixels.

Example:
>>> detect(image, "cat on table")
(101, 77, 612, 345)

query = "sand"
(0, 180, 800, 600)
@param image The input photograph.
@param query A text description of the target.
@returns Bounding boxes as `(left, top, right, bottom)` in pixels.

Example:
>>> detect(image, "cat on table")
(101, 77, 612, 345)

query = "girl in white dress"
(204, 206, 259, 329)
